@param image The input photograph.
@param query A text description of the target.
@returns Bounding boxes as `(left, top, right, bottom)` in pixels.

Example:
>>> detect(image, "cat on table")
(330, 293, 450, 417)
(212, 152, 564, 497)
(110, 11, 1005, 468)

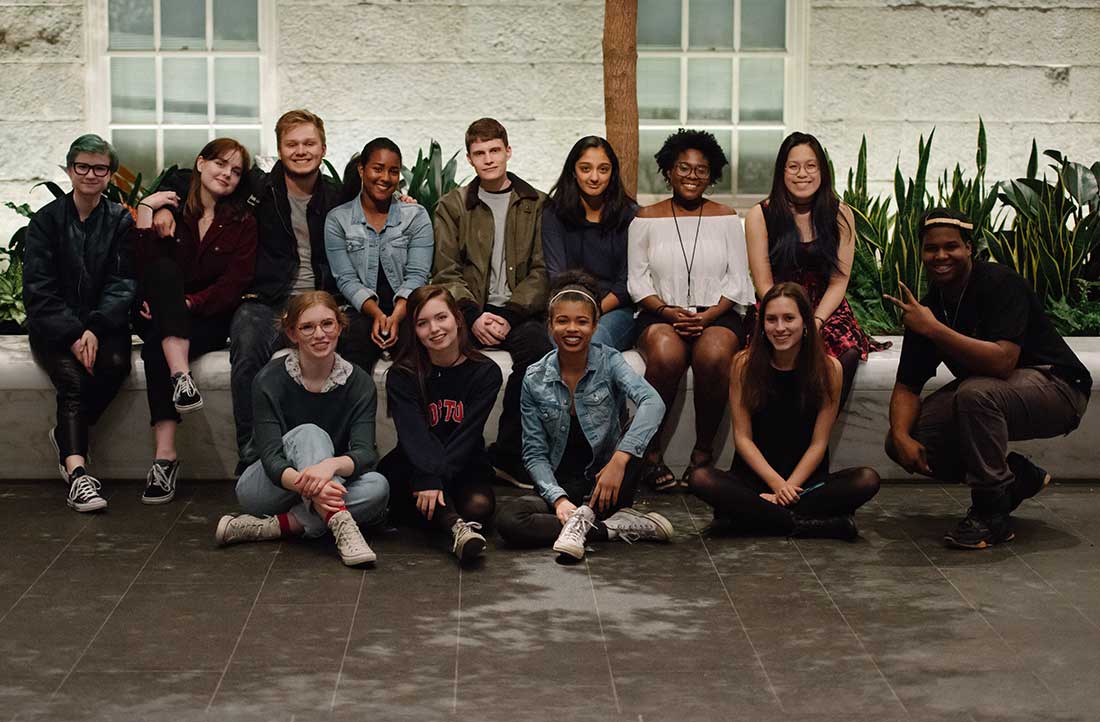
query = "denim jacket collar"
(350, 196, 403, 232)
(538, 343, 602, 389)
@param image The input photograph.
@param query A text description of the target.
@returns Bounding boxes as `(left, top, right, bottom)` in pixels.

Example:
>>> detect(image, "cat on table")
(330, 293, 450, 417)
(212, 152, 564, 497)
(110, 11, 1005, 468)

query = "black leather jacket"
(23, 194, 136, 348)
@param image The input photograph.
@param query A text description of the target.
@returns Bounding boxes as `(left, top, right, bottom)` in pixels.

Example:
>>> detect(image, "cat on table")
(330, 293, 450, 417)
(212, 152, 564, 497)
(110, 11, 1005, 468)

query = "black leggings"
(31, 331, 132, 462)
(378, 448, 496, 530)
(139, 257, 231, 424)
(495, 457, 642, 548)
(689, 465, 880, 536)
(837, 347, 860, 410)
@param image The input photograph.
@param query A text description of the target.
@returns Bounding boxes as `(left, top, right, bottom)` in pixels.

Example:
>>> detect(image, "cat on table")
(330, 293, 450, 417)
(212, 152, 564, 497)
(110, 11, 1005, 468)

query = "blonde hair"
(275, 109, 327, 147)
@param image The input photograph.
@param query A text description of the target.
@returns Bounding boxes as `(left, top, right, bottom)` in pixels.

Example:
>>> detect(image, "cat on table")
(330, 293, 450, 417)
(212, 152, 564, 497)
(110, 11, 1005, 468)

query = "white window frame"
(85, 0, 278, 176)
(637, 0, 808, 211)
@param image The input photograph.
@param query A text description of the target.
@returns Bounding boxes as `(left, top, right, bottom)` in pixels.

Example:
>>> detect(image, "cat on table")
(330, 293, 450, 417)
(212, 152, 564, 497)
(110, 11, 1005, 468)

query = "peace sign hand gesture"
(883, 282, 939, 336)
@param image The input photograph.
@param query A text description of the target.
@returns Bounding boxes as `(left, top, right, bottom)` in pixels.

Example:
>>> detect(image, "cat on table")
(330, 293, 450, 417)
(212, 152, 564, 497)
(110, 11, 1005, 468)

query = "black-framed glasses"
(296, 318, 339, 337)
(71, 162, 112, 178)
(673, 161, 711, 179)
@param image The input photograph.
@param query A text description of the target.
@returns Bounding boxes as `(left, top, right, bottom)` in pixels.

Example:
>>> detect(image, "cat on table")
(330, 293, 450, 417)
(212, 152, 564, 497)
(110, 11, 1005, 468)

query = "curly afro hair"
(654, 128, 729, 186)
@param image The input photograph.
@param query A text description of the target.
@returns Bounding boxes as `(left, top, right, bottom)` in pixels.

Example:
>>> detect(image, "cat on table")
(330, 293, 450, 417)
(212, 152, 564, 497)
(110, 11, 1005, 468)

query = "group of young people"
(23, 109, 1091, 568)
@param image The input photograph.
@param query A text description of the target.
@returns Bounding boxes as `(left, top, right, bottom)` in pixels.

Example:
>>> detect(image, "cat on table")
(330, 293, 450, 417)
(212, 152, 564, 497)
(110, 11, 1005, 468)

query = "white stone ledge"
(1, 335, 1097, 482)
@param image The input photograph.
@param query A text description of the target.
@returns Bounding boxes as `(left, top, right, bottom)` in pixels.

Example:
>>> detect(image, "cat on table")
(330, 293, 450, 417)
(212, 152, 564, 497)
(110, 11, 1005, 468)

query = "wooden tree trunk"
(603, 0, 639, 197)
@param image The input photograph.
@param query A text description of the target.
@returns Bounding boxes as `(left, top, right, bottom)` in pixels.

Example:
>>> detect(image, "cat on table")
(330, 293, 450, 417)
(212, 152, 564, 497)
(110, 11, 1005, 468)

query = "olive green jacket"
(431, 173, 548, 323)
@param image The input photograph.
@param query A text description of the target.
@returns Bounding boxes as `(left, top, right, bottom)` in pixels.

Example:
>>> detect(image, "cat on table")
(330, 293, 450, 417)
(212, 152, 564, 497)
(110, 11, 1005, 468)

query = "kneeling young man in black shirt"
(885, 208, 1091, 549)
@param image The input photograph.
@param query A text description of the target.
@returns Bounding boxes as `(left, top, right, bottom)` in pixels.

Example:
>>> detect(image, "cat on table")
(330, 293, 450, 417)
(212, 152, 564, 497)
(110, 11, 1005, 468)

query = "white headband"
(550, 288, 600, 315)
(923, 217, 973, 231)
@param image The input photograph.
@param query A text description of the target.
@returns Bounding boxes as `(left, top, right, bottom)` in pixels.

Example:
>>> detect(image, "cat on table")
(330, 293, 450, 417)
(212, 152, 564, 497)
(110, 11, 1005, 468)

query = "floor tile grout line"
(48, 497, 195, 700)
(451, 565, 462, 715)
(679, 496, 784, 713)
(583, 557, 621, 715)
(329, 568, 368, 711)
(205, 545, 281, 712)
(790, 538, 912, 719)
(1032, 496, 1098, 546)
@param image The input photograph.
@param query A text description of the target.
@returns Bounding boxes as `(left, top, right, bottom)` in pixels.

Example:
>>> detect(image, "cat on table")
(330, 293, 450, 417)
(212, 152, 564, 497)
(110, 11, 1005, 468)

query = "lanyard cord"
(671, 201, 704, 306)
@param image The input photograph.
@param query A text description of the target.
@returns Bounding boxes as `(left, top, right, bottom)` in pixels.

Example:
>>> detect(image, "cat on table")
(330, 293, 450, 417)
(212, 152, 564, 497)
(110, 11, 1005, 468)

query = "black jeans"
(379, 447, 496, 529)
(139, 257, 231, 424)
(338, 309, 398, 376)
(229, 300, 289, 461)
(495, 457, 642, 548)
(471, 315, 553, 459)
(31, 330, 132, 463)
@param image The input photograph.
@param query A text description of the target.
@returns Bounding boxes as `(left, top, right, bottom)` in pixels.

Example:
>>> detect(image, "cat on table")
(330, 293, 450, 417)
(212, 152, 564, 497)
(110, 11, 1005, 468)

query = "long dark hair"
(184, 137, 252, 221)
(740, 282, 834, 414)
(390, 285, 487, 413)
(761, 132, 846, 276)
(339, 137, 402, 205)
(548, 136, 634, 232)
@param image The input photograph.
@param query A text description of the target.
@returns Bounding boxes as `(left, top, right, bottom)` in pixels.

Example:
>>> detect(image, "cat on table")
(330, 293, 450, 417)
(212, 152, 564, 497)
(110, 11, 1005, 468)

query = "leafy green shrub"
(401, 141, 464, 219)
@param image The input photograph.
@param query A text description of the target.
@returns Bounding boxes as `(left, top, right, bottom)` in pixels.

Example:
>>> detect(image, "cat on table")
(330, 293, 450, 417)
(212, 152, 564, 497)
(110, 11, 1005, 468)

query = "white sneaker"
(553, 505, 596, 560)
(67, 472, 107, 513)
(604, 508, 674, 543)
(451, 520, 487, 562)
(215, 514, 281, 546)
(327, 509, 376, 566)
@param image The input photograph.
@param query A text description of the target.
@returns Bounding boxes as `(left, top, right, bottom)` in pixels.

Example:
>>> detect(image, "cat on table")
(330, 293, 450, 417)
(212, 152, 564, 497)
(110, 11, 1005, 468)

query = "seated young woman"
(628, 129, 755, 491)
(688, 282, 881, 539)
(496, 272, 673, 560)
(325, 137, 433, 372)
(132, 137, 257, 504)
(745, 132, 887, 407)
(542, 136, 637, 350)
(215, 291, 388, 567)
(378, 285, 503, 563)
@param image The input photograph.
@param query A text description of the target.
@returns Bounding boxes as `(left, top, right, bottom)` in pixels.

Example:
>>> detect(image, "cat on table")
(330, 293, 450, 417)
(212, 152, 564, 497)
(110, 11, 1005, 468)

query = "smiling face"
(288, 302, 342, 362)
(574, 146, 612, 201)
(549, 298, 596, 355)
(783, 143, 821, 203)
(359, 148, 402, 206)
(196, 150, 244, 200)
(668, 148, 710, 202)
(66, 151, 113, 199)
(278, 122, 326, 179)
(466, 138, 511, 185)
(921, 225, 973, 289)
(763, 295, 805, 353)
(414, 296, 460, 355)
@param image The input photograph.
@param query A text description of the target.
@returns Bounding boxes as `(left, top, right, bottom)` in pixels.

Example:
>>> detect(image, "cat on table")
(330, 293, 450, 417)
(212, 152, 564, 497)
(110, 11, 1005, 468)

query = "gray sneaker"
(451, 520, 487, 562)
(327, 509, 376, 566)
(553, 505, 596, 560)
(215, 514, 281, 546)
(603, 508, 674, 543)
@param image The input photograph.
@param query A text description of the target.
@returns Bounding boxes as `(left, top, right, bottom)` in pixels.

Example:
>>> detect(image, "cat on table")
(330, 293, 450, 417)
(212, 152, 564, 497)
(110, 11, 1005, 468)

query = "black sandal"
(680, 450, 713, 490)
(641, 460, 679, 493)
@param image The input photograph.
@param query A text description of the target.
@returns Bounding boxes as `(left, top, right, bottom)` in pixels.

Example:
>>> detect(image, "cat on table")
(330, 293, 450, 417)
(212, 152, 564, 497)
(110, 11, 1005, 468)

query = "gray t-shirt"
(478, 186, 512, 307)
(288, 188, 315, 294)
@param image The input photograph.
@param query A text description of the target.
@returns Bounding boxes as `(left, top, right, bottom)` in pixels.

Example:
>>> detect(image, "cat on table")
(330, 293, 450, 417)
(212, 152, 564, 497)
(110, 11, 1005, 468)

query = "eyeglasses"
(784, 162, 819, 175)
(296, 318, 339, 337)
(673, 161, 711, 179)
(71, 162, 112, 178)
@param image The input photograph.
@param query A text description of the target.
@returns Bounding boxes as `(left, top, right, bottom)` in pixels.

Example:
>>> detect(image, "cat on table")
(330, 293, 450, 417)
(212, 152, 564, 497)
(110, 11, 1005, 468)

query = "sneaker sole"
(552, 540, 585, 560)
(943, 530, 1016, 550)
(141, 490, 176, 505)
(67, 497, 107, 513)
(644, 511, 675, 541)
(174, 399, 204, 414)
(340, 550, 377, 566)
(457, 536, 487, 563)
(215, 515, 235, 546)
(492, 466, 534, 490)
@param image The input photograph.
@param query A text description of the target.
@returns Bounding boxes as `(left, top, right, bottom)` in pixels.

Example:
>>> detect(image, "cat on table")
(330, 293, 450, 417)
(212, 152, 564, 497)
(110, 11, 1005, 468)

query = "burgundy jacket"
(133, 205, 257, 317)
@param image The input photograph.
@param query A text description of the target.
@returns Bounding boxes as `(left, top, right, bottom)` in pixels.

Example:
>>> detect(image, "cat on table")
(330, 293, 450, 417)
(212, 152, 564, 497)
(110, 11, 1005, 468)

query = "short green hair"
(66, 134, 119, 173)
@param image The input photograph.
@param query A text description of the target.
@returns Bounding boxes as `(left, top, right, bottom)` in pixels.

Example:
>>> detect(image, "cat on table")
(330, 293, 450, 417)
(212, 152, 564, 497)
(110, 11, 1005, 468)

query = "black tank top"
(734, 366, 828, 482)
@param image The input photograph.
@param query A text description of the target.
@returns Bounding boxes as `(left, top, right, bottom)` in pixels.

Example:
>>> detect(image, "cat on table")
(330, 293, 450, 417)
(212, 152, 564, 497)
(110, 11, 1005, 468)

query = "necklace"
(671, 200, 704, 306)
(940, 277, 970, 329)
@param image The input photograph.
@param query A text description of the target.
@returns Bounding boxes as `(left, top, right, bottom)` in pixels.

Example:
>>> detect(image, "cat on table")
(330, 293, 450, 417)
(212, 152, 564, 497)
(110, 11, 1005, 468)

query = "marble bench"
(1, 335, 1097, 481)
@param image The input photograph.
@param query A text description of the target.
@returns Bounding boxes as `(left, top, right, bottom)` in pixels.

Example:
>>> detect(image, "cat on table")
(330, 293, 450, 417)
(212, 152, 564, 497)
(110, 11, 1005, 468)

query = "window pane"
(689, 0, 733, 50)
(741, 0, 786, 50)
(638, 0, 681, 50)
(112, 129, 157, 181)
(163, 58, 208, 123)
(164, 129, 211, 171)
(638, 58, 680, 122)
(739, 58, 784, 122)
(215, 128, 261, 165)
(738, 128, 784, 194)
(109, 0, 153, 50)
(638, 130, 671, 196)
(687, 59, 732, 122)
(110, 57, 155, 123)
(215, 58, 260, 123)
(705, 129, 734, 194)
(161, 0, 205, 50)
(214, 0, 260, 50)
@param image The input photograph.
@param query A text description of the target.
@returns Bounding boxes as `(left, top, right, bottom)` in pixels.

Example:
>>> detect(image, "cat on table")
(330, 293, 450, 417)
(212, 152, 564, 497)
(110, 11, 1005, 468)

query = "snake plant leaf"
(31, 181, 65, 199)
(1044, 149, 1065, 166)
(976, 117, 987, 173)
(1061, 161, 1099, 208)
(1026, 141, 1038, 180)
(321, 159, 342, 185)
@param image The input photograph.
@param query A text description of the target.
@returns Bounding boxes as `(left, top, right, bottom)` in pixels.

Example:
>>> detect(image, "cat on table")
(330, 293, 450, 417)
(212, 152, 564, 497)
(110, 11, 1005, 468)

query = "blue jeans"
(230, 301, 288, 462)
(592, 307, 636, 351)
(235, 424, 389, 538)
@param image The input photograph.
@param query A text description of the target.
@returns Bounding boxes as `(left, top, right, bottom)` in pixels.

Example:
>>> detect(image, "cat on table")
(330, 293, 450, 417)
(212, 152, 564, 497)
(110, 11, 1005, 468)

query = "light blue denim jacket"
(521, 343, 665, 505)
(324, 197, 433, 311)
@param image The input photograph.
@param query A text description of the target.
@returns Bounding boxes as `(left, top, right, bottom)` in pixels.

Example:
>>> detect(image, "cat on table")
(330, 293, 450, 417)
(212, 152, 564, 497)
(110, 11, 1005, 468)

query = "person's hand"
(414, 489, 446, 520)
(672, 308, 704, 338)
(472, 312, 508, 346)
(70, 329, 98, 374)
(591, 457, 626, 514)
(311, 479, 348, 515)
(892, 432, 932, 476)
(141, 190, 179, 212)
(553, 497, 578, 526)
(139, 301, 153, 320)
(761, 483, 802, 507)
(152, 207, 176, 238)
(296, 459, 340, 498)
(371, 313, 398, 349)
(884, 283, 939, 336)
(397, 193, 418, 205)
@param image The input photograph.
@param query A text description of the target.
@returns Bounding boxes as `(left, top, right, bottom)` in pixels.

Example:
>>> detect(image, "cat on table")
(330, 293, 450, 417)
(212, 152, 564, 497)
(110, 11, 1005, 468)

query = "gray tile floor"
(2, 480, 1099, 722)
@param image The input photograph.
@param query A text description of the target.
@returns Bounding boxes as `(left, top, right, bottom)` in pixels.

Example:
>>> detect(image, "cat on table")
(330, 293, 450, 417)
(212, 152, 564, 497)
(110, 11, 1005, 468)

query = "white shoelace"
(149, 463, 174, 492)
(68, 474, 102, 502)
(172, 373, 199, 402)
(452, 520, 484, 553)
(331, 514, 368, 551)
(559, 511, 595, 546)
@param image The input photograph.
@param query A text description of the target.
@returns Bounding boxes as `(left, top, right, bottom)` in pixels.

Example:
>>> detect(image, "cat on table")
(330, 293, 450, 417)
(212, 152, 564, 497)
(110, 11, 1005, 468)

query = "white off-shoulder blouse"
(627, 214, 754, 310)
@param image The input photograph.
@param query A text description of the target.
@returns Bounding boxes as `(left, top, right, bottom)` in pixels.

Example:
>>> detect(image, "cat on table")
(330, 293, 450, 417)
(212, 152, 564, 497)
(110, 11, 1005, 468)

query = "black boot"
(791, 515, 858, 541)
(944, 488, 1013, 549)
